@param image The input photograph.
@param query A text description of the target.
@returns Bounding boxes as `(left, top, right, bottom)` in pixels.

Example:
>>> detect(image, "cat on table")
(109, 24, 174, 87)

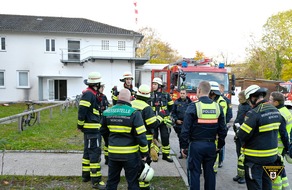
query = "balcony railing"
(60, 45, 149, 65)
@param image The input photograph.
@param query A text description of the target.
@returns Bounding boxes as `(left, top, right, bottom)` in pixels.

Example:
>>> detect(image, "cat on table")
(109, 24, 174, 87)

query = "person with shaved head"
(101, 88, 149, 189)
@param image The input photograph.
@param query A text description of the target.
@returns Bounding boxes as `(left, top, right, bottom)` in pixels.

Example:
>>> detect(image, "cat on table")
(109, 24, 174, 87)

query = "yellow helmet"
(87, 72, 102, 84)
(137, 84, 151, 98)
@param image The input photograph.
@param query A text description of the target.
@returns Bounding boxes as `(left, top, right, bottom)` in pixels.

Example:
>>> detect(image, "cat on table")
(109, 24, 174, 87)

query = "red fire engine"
(151, 58, 235, 101)
(279, 81, 292, 108)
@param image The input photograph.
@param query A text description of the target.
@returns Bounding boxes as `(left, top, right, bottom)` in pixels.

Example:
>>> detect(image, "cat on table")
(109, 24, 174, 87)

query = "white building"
(0, 14, 149, 102)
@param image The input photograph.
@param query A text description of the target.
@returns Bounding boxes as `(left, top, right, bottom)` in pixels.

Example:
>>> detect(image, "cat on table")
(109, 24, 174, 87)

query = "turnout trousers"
(187, 141, 217, 190)
(106, 157, 140, 190)
(82, 133, 102, 185)
(244, 161, 273, 190)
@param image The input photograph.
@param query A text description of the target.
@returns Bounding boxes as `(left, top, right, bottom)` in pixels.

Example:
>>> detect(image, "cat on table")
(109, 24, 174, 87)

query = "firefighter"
(180, 80, 227, 190)
(219, 83, 233, 123)
(100, 89, 149, 189)
(237, 85, 289, 190)
(232, 90, 251, 184)
(111, 71, 137, 105)
(171, 86, 192, 159)
(209, 81, 228, 170)
(132, 84, 160, 190)
(149, 77, 174, 162)
(77, 72, 106, 189)
(269, 91, 292, 190)
(99, 81, 110, 165)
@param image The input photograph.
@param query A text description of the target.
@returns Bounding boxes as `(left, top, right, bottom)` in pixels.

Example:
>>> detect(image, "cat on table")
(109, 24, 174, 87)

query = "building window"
(102, 40, 109, 50)
(1, 37, 5, 50)
(0, 70, 4, 87)
(45, 39, 55, 52)
(17, 70, 30, 88)
(118, 41, 126, 51)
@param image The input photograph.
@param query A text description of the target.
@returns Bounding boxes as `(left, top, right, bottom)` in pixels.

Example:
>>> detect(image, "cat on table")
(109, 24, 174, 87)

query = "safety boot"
(162, 154, 173, 163)
(92, 181, 106, 189)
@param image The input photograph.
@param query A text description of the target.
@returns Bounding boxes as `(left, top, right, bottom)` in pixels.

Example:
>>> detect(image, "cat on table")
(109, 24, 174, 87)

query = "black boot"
(162, 154, 173, 162)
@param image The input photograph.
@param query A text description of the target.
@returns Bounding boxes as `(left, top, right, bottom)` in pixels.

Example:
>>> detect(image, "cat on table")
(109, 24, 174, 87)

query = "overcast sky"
(2, 0, 292, 62)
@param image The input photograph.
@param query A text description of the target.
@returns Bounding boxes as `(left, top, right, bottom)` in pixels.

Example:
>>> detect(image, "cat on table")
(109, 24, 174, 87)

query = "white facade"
(0, 22, 146, 102)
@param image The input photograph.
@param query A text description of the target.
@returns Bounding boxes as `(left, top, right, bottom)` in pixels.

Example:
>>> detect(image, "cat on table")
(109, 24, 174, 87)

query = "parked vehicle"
(149, 58, 235, 101)
(279, 81, 292, 108)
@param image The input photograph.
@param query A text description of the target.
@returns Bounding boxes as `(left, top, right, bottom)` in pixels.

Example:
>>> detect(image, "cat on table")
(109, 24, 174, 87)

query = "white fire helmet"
(138, 163, 154, 182)
(87, 72, 102, 84)
(209, 81, 221, 95)
(244, 84, 267, 99)
(122, 71, 134, 80)
(137, 84, 151, 98)
(152, 77, 163, 85)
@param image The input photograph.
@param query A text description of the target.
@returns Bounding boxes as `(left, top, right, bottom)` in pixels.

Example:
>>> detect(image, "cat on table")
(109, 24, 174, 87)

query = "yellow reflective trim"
(108, 145, 139, 154)
(93, 108, 100, 115)
(113, 95, 118, 100)
(82, 166, 90, 172)
(140, 145, 149, 153)
(78, 120, 84, 125)
(146, 134, 153, 141)
(244, 148, 278, 157)
(90, 163, 100, 168)
(108, 125, 132, 133)
(259, 122, 280, 132)
(146, 116, 156, 125)
(240, 123, 252, 134)
(136, 125, 147, 134)
(82, 158, 90, 164)
(79, 100, 91, 107)
(83, 123, 101, 129)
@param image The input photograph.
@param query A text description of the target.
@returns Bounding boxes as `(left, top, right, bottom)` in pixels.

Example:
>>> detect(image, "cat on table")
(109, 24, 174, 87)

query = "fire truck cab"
(151, 58, 235, 101)
(279, 81, 292, 108)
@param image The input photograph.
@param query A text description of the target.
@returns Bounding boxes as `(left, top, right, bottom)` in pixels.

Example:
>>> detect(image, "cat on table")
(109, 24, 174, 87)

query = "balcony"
(60, 45, 149, 66)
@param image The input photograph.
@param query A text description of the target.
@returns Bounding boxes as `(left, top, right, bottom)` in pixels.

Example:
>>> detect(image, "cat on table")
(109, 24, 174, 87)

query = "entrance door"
(54, 80, 67, 100)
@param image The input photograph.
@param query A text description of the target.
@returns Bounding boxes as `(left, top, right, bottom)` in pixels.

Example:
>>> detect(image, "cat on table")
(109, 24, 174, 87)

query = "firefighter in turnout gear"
(100, 89, 149, 189)
(77, 72, 106, 189)
(180, 81, 227, 190)
(99, 82, 110, 165)
(132, 84, 160, 190)
(269, 91, 292, 190)
(111, 71, 137, 105)
(238, 85, 289, 190)
(149, 77, 174, 162)
(209, 81, 228, 171)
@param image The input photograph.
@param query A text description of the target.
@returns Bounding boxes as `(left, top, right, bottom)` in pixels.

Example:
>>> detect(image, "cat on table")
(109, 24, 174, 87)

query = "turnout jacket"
(149, 91, 174, 117)
(100, 100, 149, 161)
(77, 87, 101, 134)
(111, 84, 136, 105)
(131, 97, 160, 141)
(172, 96, 192, 122)
(238, 100, 289, 164)
(180, 96, 227, 150)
